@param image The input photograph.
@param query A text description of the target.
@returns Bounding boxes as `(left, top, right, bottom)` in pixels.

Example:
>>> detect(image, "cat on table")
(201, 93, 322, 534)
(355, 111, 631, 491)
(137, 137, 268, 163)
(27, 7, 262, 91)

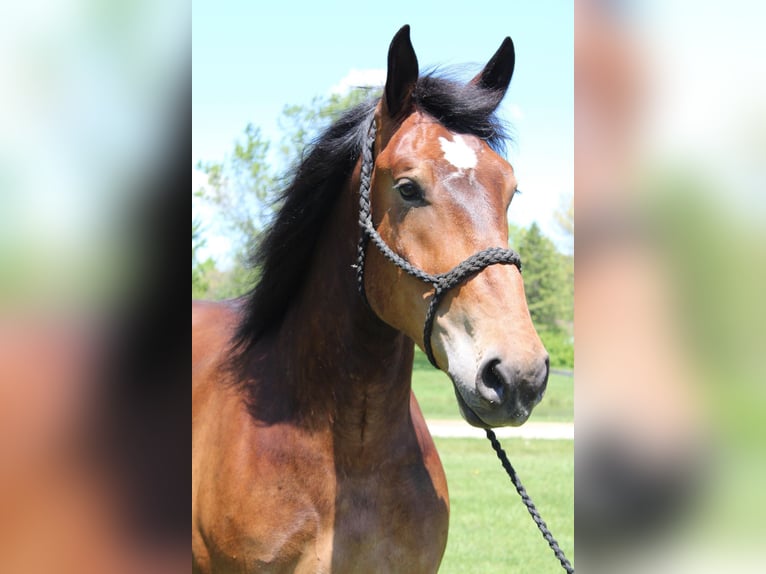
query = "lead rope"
(486, 429, 575, 573)
(356, 117, 573, 572)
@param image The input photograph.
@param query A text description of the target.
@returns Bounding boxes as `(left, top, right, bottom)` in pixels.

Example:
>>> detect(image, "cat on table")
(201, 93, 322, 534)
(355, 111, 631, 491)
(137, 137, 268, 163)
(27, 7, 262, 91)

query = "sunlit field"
(435, 438, 574, 573)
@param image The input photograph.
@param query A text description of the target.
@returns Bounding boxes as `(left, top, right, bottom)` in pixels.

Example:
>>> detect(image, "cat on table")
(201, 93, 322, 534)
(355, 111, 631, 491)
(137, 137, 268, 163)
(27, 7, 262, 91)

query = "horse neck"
(271, 171, 416, 463)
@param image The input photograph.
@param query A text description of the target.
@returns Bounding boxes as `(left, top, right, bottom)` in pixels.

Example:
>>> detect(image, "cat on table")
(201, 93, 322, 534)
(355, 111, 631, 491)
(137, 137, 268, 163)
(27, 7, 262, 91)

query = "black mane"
(230, 73, 510, 358)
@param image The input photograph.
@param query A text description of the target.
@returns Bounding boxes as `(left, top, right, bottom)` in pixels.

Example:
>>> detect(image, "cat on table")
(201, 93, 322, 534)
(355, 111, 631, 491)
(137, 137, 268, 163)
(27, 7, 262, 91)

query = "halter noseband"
(355, 118, 522, 369)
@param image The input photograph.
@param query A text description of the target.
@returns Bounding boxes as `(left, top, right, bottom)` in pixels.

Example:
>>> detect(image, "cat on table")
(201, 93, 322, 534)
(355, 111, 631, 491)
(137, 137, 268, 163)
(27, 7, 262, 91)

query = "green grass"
(435, 438, 574, 573)
(411, 349, 574, 422)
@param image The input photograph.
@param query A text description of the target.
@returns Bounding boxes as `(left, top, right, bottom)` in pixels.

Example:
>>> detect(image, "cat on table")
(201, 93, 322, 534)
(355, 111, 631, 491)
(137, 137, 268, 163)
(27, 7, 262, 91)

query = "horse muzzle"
(452, 353, 550, 428)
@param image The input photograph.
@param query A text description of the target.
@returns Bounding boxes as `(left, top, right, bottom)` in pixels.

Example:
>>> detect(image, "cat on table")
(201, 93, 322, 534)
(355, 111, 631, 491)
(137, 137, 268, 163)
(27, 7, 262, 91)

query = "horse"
(192, 25, 549, 573)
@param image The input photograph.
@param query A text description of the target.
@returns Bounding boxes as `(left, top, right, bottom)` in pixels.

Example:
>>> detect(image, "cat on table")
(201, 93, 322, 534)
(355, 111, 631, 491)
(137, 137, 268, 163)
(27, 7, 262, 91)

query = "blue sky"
(193, 1, 573, 257)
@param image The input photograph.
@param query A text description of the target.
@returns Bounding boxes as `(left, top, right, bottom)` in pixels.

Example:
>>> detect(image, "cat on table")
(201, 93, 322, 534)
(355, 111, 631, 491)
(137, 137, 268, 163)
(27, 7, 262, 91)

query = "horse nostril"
(541, 354, 550, 390)
(478, 358, 508, 404)
(527, 354, 550, 404)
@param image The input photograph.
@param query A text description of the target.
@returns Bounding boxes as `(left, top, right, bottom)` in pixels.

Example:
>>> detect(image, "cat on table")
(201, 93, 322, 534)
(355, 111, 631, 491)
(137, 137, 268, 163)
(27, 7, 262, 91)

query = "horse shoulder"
(196, 410, 337, 572)
(193, 302, 337, 571)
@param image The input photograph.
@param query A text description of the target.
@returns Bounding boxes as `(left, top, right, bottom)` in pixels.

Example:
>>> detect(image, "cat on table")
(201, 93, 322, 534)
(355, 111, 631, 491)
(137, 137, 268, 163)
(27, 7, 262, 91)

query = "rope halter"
(355, 118, 522, 369)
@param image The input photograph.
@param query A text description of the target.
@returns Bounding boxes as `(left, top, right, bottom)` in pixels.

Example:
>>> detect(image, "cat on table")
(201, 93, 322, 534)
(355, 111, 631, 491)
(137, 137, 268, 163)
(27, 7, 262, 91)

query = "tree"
(507, 222, 527, 249)
(196, 123, 275, 266)
(518, 222, 570, 332)
(278, 90, 374, 168)
(194, 89, 373, 299)
(192, 219, 211, 298)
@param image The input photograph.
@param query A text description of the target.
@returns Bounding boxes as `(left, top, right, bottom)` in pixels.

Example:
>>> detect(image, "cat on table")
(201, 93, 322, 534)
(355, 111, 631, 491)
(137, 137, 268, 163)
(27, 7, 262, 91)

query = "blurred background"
(3, 0, 766, 571)
(0, 0, 188, 572)
(575, 0, 766, 571)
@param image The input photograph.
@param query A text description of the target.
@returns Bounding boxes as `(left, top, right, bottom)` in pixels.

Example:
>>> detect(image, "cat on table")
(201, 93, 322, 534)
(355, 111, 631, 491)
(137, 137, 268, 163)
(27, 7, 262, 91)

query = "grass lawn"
(435, 437, 574, 573)
(411, 349, 574, 423)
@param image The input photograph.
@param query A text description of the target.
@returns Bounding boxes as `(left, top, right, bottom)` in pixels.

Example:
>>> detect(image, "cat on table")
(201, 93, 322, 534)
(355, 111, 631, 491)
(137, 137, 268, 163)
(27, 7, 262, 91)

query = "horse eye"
(394, 180, 423, 202)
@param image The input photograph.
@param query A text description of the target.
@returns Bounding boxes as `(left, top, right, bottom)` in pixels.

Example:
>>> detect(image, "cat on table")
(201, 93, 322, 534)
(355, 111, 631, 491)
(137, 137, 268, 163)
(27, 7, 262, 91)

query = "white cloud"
(330, 68, 386, 95)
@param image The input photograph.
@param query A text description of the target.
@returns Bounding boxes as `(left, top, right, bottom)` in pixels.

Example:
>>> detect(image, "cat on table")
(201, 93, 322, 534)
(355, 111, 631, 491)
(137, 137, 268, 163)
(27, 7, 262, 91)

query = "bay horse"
(193, 26, 549, 573)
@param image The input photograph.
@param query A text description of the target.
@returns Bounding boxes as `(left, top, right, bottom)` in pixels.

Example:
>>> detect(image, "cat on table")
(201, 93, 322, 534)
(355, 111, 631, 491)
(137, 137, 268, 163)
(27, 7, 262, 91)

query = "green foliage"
(192, 219, 212, 298)
(518, 222, 572, 331)
(196, 123, 274, 265)
(508, 222, 574, 367)
(278, 89, 375, 167)
(192, 219, 204, 266)
(195, 262, 257, 301)
(538, 329, 574, 369)
(507, 221, 527, 249)
(194, 89, 373, 300)
(192, 215, 257, 299)
(192, 258, 216, 299)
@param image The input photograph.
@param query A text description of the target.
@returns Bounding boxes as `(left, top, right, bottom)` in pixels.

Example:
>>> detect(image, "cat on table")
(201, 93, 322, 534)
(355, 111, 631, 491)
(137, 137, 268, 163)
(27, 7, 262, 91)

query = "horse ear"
(384, 25, 419, 118)
(472, 37, 515, 96)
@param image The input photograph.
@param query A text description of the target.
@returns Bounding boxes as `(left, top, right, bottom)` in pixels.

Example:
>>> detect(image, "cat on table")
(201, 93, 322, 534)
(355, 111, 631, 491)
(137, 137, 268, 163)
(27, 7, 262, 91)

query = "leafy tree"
(538, 329, 574, 369)
(278, 89, 374, 167)
(196, 123, 274, 267)
(518, 222, 570, 332)
(507, 222, 527, 249)
(194, 89, 373, 299)
(196, 260, 255, 301)
(192, 219, 204, 265)
(192, 219, 211, 298)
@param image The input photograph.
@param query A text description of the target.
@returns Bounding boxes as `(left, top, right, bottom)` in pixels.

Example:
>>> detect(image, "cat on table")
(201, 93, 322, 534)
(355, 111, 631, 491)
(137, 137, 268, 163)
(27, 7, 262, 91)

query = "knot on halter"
(355, 118, 522, 369)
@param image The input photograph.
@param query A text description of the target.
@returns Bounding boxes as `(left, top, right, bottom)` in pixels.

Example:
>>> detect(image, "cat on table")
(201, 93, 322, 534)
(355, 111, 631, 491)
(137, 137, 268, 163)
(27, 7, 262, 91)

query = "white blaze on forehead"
(438, 134, 477, 170)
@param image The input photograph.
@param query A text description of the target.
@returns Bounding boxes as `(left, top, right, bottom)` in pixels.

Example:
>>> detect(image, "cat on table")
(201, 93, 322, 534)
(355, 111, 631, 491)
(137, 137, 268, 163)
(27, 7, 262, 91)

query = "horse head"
(363, 26, 549, 428)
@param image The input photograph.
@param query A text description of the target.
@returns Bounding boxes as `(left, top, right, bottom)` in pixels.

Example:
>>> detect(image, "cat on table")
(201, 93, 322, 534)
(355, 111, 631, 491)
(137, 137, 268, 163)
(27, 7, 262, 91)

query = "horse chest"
(200, 455, 447, 574)
(328, 465, 449, 572)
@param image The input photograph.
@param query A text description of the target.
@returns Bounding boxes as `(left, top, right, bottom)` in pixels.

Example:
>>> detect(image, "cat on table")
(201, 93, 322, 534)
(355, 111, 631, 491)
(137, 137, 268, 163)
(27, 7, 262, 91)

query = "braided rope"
(486, 430, 575, 573)
(355, 116, 573, 573)
(355, 119, 521, 368)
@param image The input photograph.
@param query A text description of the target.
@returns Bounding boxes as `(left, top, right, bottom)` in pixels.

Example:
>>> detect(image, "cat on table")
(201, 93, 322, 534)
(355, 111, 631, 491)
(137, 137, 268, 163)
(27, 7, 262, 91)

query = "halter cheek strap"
(355, 118, 522, 369)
